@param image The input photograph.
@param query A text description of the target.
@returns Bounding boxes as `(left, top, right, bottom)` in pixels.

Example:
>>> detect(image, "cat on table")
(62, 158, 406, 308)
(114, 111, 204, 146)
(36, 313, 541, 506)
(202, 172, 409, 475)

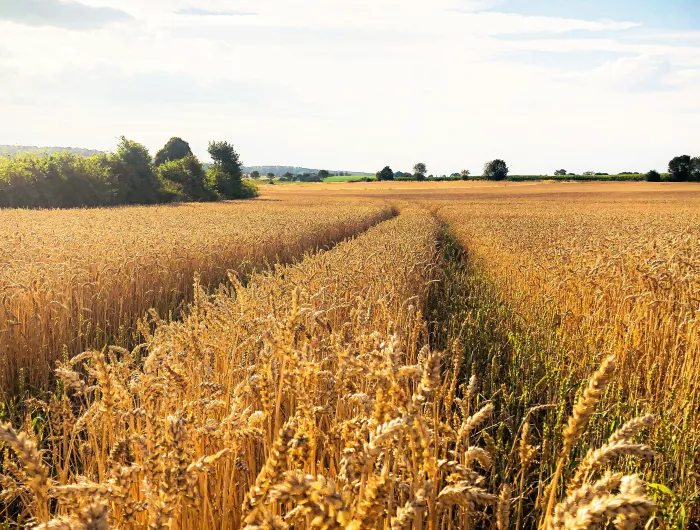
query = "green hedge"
(0, 138, 257, 209)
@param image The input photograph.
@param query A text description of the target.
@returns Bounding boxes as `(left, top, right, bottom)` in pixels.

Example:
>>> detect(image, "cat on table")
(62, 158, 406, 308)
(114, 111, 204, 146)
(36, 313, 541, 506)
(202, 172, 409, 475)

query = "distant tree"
(107, 136, 161, 204)
(207, 141, 245, 198)
(158, 154, 216, 202)
(692, 157, 700, 181)
(460, 169, 470, 181)
(283, 172, 294, 181)
(413, 162, 427, 181)
(250, 170, 260, 179)
(483, 159, 508, 181)
(668, 155, 693, 182)
(554, 169, 567, 176)
(645, 169, 661, 182)
(377, 166, 394, 181)
(318, 169, 330, 180)
(267, 172, 275, 179)
(154, 137, 193, 167)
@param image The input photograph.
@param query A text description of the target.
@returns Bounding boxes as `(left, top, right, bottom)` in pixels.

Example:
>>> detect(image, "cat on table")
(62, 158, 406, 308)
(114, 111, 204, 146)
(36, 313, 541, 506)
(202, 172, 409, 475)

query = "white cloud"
(0, 0, 132, 30)
(0, 1, 697, 174)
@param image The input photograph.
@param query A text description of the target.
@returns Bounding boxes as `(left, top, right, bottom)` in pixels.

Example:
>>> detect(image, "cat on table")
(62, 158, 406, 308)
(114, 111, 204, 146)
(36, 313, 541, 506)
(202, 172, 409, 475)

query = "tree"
(460, 169, 470, 181)
(158, 154, 216, 202)
(483, 159, 509, 181)
(154, 137, 193, 167)
(668, 155, 692, 182)
(554, 169, 567, 176)
(318, 169, 330, 180)
(283, 172, 294, 181)
(645, 169, 661, 182)
(692, 157, 700, 182)
(267, 172, 275, 180)
(250, 170, 260, 179)
(413, 162, 427, 181)
(108, 136, 161, 204)
(207, 141, 244, 199)
(377, 166, 394, 181)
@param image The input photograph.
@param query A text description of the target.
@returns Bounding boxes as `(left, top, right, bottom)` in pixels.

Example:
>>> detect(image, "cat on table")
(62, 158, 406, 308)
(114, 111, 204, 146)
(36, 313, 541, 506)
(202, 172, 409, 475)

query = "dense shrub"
(0, 153, 113, 208)
(0, 137, 256, 209)
(645, 170, 662, 182)
(157, 155, 218, 202)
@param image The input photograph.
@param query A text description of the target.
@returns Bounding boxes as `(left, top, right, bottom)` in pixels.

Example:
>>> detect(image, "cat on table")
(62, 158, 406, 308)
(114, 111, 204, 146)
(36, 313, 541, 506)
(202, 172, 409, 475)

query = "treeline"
(0, 137, 256, 209)
(374, 155, 700, 183)
(243, 166, 367, 178)
(0, 145, 104, 158)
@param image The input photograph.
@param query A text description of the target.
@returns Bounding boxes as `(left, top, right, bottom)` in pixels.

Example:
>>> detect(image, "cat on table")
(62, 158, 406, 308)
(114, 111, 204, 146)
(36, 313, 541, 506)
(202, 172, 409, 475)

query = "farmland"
(0, 199, 395, 397)
(0, 181, 698, 529)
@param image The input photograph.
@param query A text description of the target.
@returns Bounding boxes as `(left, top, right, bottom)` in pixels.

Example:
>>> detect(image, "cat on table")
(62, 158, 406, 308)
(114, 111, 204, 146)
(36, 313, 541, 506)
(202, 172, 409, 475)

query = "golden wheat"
(0, 198, 395, 396)
(0, 205, 660, 529)
(437, 194, 700, 522)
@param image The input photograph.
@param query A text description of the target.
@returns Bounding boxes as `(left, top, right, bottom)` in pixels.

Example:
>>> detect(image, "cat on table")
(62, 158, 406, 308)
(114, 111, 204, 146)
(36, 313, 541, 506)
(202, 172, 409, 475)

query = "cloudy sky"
(1, 0, 698, 174)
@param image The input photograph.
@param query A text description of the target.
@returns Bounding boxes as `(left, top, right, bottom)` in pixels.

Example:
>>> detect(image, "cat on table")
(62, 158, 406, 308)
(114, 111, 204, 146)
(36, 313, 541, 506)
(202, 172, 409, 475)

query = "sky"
(0, 0, 699, 174)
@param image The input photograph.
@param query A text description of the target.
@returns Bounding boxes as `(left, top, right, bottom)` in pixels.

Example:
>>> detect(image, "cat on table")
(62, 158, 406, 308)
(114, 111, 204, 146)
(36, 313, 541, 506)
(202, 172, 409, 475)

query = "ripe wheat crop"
(0, 205, 661, 529)
(0, 198, 395, 398)
(437, 195, 699, 525)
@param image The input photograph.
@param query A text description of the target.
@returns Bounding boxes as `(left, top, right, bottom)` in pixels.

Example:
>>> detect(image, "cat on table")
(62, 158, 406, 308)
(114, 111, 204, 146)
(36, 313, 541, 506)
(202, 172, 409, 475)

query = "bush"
(645, 170, 661, 182)
(0, 152, 113, 208)
(240, 180, 259, 197)
(0, 137, 256, 209)
(157, 155, 217, 202)
(107, 137, 161, 205)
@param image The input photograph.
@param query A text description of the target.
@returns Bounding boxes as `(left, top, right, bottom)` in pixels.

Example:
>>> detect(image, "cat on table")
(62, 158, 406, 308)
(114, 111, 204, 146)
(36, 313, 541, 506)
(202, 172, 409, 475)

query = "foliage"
(413, 162, 427, 181)
(106, 137, 162, 205)
(294, 173, 323, 182)
(668, 155, 693, 182)
(208, 141, 249, 199)
(692, 157, 700, 181)
(250, 170, 260, 179)
(460, 169, 470, 180)
(645, 169, 662, 182)
(376, 165, 394, 181)
(483, 159, 509, 180)
(318, 169, 330, 180)
(554, 169, 567, 176)
(0, 137, 259, 209)
(0, 152, 112, 208)
(157, 154, 218, 202)
(154, 137, 193, 167)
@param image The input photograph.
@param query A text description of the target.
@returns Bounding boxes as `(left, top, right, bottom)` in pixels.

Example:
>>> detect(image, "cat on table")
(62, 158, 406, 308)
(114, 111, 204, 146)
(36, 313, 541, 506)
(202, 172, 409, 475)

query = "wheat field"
(0, 199, 395, 398)
(1, 182, 698, 529)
